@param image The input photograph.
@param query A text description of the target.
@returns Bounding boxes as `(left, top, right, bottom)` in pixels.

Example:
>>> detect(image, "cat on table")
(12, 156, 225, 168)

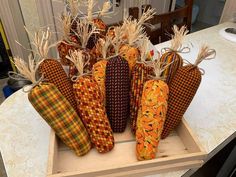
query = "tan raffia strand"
(137, 7, 156, 27)
(66, 50, 90, 81)
(87, 0, 96, 22)
(23, 27, 57, 60)
(74, 18, 100, 49)
(111, 26, 125, 55)
(194, 45, 216, 66)
(138, 36, 151, 63)
(61, 12, 72, 40)
(170, 25, 189, 52)
(98, 1, 112, 18)
(96, 36, 112, 60)
(67, 0, 80, 18)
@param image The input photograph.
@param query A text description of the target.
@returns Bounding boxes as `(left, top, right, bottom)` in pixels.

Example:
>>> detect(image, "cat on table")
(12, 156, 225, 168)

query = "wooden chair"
(129, 0, 193, 44)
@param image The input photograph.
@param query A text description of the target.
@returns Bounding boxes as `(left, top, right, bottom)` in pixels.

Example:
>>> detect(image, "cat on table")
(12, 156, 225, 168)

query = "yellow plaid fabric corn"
(28, 83, 91, 156)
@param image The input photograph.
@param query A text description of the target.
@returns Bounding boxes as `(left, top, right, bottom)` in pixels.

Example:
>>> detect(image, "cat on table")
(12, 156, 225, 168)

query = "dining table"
(0, 21, 236, 177)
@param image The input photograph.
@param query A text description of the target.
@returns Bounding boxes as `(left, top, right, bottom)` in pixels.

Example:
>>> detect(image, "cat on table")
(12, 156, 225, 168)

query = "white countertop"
(0, 22, 236, 177)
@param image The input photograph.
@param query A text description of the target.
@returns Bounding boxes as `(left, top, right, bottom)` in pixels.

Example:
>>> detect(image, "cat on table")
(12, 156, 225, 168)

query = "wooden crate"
(47, 119, 206, 177)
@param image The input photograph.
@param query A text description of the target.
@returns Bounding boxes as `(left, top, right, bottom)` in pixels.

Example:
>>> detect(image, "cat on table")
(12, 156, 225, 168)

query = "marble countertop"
(0, 22, 236, 177)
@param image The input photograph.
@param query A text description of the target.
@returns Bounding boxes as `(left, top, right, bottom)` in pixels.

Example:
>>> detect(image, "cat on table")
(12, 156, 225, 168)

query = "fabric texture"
(161, 65, 201, 139)
(92, 59, 108, 103)
(28, 83, 91, 156)
(73, 75, 114, 153)
(136, 80, 169, 160)
(57, 37, 78, 66)
(160, 51, 183, 84)
(39, 59, 78, 112)
(130, 63, 153, 134)
(105, 56, 130, 132)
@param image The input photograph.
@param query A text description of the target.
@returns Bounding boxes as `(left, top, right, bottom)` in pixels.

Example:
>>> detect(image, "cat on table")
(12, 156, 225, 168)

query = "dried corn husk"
(161, 45, 216, 139)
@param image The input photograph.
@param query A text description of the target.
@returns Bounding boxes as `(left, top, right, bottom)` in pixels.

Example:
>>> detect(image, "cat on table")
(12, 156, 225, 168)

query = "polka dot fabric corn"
(161, 65, 201, 139)
(73, 75, 114, 153)
(136, 80, 169, 160)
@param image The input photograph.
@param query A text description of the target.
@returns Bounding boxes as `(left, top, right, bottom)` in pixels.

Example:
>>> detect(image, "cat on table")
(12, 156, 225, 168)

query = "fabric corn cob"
(12, 55, 91, 157)
(130, 63, 153, 134)
(29, 83, 91, 156)
(39, 59, 78, 112)
(67, 50, 114, 153)
(130, 37, 154, 134)
(160, 25, 189, 84)
(106, 55, 130, 132)
(161, 45, 216, 139)
(136, 59, 169, 161)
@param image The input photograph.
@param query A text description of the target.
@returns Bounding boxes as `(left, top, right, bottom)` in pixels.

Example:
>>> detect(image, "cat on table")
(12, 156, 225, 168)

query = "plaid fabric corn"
(105, 56, 130, 132)
(160, 51, 183, 84)
(136, 80, 169, 160)
(161, 65, 201, 139)
(73, 75, 114, 153)
(28, 83, 91, 156)
(39, 59, 78, 112)
(130, 63, 152, 134)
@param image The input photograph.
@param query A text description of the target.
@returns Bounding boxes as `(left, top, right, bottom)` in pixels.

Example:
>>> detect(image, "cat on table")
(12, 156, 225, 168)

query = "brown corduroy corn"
(106, 56, 130, 132)
(39, 59, 78, 112)
(67, 50, 114, 153)
(161, 45, 216, 139)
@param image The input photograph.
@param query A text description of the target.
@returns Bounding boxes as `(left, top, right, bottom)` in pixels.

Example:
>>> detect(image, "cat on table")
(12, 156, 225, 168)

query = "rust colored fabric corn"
(106, 56, 130, 132)
(130, 63, 153, 134)
(136, 80, 169, 160)
(28, 83, 91, 156)
(92, 60, 108, 103)
(161, 65, 201, 139)
(73, 75, 114, 153)
(39, 59, 77, 112)
(160, 51, 183, 84)
(57, 36, 79, 66)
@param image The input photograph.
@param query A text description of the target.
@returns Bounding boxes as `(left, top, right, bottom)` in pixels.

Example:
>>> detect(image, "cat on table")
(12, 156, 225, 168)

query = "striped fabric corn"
(136, 60, 169, 161)
(130, 37, 153, 134)
(161, 45, 216, 139)
(29, 83, 91, 156)
(160, 25, 189, 84)
(106, 55, 130, 132)
(130, 63, 153, 134)
(67, 50, 114, 153)
(39, 59, 78, 112)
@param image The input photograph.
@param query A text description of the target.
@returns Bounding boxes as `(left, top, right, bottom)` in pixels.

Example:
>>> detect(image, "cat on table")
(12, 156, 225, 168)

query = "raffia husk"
(61, 11, 72, 39)
(67, 0, 81, 18)
(138, 36, 150, 63)
(170, 25, 189, 51)
(194, 45, 216, 66)
(73, 18, 100, 48)
(121, 8, 155, 47)
(98, 1, 112, 18)
(96, 36, 112, 60)
(66, 50, 90, 80)
(111, 26, 125, 55)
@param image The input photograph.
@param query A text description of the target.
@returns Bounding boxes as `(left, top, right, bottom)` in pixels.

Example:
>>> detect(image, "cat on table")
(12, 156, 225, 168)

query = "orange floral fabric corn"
(73, 75, 114, 153)
(136, 80, 169, 160)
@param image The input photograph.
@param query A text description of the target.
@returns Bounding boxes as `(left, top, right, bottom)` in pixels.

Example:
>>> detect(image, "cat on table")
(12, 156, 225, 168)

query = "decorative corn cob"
(136, 59, 169, 161)
(161, 45, 216, 139)
(160, 25, 189, 84)
(67, 50, 114, 153)
(39, 59, 78, 113)
(92, 37, 112, 103)
(105, 27, 130, 132)
(119, 8, 155, 71)
(130, 37, 153, 134)
(13, 56, 91, 156)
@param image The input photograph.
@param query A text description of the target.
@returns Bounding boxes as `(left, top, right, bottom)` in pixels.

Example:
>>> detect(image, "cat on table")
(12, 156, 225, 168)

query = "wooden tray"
(47, 119, 206, 177)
